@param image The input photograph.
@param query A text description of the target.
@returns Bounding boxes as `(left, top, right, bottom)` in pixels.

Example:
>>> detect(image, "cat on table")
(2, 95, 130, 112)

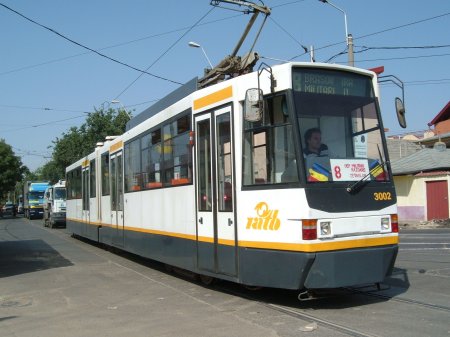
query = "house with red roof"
(392, 101, 450, 223)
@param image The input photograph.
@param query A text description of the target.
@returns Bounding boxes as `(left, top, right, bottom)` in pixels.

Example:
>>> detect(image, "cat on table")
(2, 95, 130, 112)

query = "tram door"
(82, 165, 90, 235)
(110, 151, 124, 247)
(195, 106, 236, 276)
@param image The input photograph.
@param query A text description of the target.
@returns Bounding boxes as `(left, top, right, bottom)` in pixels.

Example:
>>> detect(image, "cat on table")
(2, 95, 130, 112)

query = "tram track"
(214, 284, 380, 337)
(264, 303, 380, 337)
(345, 286, 450, 313)
(213, 280, 450, 336)
(32, 221, 450, 335)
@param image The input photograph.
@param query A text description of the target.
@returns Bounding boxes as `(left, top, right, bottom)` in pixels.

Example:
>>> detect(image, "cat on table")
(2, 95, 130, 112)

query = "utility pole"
(347, 33, 354, 66)
(319, 0, 354, 66)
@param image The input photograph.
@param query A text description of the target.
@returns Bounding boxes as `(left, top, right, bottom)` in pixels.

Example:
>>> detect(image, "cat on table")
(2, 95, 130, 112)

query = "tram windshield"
(292, 68, 389, 183)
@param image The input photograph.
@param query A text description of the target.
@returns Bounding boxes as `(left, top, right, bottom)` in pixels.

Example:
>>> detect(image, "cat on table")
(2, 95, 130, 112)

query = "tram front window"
(292, 68, 389, 183)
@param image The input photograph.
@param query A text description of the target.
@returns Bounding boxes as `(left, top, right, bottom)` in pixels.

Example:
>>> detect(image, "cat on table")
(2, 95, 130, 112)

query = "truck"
(23, 181, 50, 219)
(43, 180, 67, 228)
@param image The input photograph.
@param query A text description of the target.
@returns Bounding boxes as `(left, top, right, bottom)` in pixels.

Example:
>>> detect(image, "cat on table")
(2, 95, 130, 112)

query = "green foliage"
(35, 160, 61, 184)
(0, 139, 28, 200)
(48, 107, 131, 178)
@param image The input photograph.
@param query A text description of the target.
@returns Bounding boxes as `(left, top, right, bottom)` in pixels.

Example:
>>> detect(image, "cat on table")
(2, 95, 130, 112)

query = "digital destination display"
(292, 69, 372, 97)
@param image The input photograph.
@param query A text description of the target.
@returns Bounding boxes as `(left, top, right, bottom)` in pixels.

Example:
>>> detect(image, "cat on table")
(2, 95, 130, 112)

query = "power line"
(380, 78, 450, 87)
(0, 115, 86, 133)
(271, 0, 307, 9)
(0, 104, 88, 113)
(0, 13, 244, 77)
(269, 16, 308, 53)
(322, 43, 450, 64)
(353, 52, 450, 63)
(125, 99, 159, 108)
(356, 44, 450, 51)
(113, 6, 216, 99)
(289, 11, 450, 60)
(0, 2, 182, 85)
(354, 12, 450, 41)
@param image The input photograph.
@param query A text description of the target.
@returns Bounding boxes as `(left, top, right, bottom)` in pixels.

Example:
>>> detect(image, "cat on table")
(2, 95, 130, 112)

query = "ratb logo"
(246, 202, 280, 231)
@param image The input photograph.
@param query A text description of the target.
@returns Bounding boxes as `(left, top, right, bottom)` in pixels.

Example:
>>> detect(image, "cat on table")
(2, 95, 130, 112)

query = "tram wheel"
(243, 285, 263, 291)
(199, 274, 215, 286)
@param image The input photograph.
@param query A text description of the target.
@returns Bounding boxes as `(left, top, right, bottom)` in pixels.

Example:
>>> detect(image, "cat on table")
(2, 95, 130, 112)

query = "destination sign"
(292, 69, 372, 97)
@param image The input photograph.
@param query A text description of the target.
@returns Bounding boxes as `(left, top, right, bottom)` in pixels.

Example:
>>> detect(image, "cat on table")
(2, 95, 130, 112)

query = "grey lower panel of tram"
(67, 220, 397, 290)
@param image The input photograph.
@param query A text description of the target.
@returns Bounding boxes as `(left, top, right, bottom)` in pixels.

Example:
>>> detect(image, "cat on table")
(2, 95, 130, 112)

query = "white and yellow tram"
(66, 62, 401, 291)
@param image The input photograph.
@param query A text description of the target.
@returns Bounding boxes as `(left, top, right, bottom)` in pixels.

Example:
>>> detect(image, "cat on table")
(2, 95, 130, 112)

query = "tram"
(66, 59, 405, 292)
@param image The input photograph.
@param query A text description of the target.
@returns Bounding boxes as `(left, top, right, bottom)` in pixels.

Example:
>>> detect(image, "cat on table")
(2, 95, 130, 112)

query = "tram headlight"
(320, 221, 331, 236)
(381, 217, 390, 231)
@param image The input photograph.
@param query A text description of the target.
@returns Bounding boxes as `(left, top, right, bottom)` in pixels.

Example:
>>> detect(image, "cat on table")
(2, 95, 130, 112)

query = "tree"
(49, 107, 131, 178)
(0, 139, 28, 200)
(35, 159, 61, 184)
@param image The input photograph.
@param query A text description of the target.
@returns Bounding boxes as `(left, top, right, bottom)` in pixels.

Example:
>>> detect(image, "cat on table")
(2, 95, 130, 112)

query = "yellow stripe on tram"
(66, 218, 398, 252)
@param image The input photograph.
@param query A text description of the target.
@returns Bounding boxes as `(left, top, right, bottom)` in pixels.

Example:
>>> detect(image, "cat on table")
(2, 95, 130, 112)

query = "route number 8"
(334, 166, 342, 179)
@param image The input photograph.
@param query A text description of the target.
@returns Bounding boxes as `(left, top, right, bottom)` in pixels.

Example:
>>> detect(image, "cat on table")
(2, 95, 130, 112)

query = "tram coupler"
(298, 290, 317, 301)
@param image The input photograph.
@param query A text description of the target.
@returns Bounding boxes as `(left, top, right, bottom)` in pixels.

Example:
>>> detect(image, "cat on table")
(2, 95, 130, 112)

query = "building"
(392, 142, 450, 222)
(415, 101, 450, 148)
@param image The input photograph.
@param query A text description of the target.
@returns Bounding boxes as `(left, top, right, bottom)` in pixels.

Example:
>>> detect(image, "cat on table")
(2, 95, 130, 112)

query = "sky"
(1, 0, 449, 171)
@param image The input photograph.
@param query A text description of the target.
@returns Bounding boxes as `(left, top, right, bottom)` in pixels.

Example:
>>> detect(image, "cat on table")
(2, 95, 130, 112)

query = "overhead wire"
(113, 6, 216, 99)
(380, 78, 450, 87)
(0, 13, 245, 77)
(0, 2, 182, 85)
(0, 115, 87, 133)
(356, 44, 450, 51)
(0, 104, 89, 113)
(321, 43, 450, 64)
(353, 12, 450, 42)
(288, 11, 450, 61)
(271, 0, 307, 9)
(348, 52, 450, 63)
(268, 16, 308, 53)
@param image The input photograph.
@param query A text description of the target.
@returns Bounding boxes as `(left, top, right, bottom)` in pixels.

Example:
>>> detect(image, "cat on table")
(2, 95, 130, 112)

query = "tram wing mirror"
(395, 97, 407, 129)
(244, 88, 263, 122)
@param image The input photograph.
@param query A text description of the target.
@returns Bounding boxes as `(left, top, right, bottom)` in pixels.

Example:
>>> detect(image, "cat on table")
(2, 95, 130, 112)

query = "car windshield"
(54, 188, 66, 199)
(29, 192, 45, 199)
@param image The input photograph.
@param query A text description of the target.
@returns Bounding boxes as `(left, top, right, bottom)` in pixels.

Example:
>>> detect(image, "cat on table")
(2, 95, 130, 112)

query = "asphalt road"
(1, 215, 449, 337)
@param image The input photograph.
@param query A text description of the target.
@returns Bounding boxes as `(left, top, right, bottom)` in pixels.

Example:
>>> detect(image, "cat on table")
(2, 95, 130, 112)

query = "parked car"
(1, 202, 17, 217)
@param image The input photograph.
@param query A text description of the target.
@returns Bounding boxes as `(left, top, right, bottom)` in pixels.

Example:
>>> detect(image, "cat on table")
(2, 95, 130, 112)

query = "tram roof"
(126, 77, 198, 131)
(125, 62, 377, 132)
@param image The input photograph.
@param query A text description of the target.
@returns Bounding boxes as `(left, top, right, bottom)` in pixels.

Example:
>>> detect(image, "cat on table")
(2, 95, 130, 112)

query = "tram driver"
(303, 127, 329, 157)
(281, 127, 330, 183)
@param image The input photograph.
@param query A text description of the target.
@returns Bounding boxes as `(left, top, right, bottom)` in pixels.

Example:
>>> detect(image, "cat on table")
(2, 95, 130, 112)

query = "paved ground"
(1, 215, 450, 337)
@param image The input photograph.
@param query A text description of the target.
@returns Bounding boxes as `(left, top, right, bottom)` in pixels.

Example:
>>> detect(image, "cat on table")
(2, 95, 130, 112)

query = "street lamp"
(188, 41, 213, 69)
(319, 0, 354, 66)
(111, 100, 131, 119)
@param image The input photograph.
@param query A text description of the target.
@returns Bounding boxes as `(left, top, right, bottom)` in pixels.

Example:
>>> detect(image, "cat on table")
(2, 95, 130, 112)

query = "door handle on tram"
(199, 217, 203, 224)
(228, 218, 233, 226)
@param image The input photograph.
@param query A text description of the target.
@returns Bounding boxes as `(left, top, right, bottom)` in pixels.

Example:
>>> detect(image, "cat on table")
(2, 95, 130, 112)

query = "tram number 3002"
(373, 192, 392, 201)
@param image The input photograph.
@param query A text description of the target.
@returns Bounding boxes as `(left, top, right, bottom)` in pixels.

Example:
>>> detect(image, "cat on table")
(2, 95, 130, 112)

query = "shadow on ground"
(0, 239, 73, 278)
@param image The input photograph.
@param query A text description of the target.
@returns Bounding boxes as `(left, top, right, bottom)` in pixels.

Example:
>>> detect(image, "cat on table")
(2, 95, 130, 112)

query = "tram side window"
(90, 159, 96, 198)
(125, 138, 142, 192)
(66, 171, 73, 200)
(123, 112, 192, 192)
(243, 94, 298, 186)
(141, 133, 151, 188)
(147, 129, 162, 188)
(162, 114, 191, 186)
(101, 153, 110, 196)
(67, 167, 82, 199)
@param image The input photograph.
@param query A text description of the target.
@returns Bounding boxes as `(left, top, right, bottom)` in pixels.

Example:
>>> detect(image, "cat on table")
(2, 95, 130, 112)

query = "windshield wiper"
(346, 160, 388, 194)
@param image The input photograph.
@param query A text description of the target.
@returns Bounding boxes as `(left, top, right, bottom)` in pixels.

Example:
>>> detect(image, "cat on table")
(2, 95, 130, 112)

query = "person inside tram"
(303, 127, 329, 157)
(281, 127, 330, 183)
